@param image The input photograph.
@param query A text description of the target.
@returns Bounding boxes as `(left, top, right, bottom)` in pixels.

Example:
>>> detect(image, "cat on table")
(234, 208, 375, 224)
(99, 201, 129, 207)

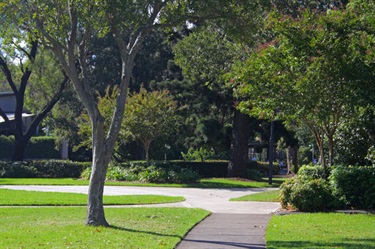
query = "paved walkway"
(0, 185, 280, 248)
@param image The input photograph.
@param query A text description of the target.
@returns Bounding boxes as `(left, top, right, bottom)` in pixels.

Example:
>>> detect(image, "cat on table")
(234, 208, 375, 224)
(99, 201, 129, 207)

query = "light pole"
(268, 119, 275, 185)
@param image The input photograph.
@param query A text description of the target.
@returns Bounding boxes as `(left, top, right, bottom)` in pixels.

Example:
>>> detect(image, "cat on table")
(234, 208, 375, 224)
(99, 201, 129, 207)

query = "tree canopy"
(232, 2, 375, 167)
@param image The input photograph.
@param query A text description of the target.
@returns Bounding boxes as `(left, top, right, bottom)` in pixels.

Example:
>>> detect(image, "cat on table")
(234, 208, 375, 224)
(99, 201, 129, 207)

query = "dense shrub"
(280, 165, 338, 211)
(0, 160, 90, 178)
(280, 177, 340, 212)
(81, 164, 200, 184)
(0, 161, 38, 178)
(0, 136, 60, 160)
(330, 166, 375, 209)
(298, 165, 331, 180)
(281, 165, 375, 211)
(248, 161, 280, 176)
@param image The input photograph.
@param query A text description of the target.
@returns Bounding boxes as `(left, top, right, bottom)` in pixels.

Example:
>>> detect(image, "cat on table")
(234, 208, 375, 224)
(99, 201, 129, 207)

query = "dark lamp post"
(268, 119, 275, 185)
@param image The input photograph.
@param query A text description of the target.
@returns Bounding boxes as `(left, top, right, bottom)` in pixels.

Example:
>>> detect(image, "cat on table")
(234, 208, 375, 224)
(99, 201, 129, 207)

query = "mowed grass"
(0, 189, 184, 206)
(230, 190, 280, 202)
(0, 207, 209, 249)
(0, 177, 286, 188)
(267, 213, 375, 249)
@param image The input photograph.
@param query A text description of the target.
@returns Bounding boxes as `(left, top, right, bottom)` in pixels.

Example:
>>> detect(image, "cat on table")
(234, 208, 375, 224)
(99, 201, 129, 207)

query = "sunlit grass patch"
(230, 190, 280, 202)
(0, 207, 209, 249)
(0, 189, 184, 206)
(267, 213, 375, 249)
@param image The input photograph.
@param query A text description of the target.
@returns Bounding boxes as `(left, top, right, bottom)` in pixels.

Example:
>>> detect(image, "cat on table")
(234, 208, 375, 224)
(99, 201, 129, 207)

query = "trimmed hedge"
(116, 160, 280, 178)
(0, 160, 90, 178)
(0, 136, 60, 160)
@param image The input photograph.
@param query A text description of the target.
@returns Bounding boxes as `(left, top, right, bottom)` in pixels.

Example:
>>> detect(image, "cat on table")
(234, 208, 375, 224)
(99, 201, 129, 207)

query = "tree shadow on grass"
(108, 225, 182, 239)
(267, 238, 375, 249)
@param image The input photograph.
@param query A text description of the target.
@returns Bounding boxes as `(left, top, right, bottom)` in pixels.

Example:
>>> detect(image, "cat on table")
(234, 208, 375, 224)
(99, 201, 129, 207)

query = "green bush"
(81, 163, 200, 184)
(248, 161, 280, 176)
(0, 161, 38, 178)
(0, 160, 90, 178)
(0, 136, 60, 160)
(280, 165, 342, 211)
(298, 165, 330, 180)
(247, 169, 263, 180)
(330, 166, 375, 209)
(285, 178, 339, 212)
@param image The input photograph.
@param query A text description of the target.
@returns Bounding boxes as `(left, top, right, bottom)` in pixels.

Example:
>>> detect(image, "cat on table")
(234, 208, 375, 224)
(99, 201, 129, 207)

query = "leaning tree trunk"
(85, 117, 111, 226)
(227, 110, 250, 178)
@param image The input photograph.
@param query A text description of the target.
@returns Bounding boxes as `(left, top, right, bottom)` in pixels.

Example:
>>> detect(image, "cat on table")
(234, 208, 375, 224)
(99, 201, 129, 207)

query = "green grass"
(0, 207, 209, 249)
(0, 189, 185, 206)
(0, 177, 286, 188)
(267, 213, 375, 249)
(230, 190, 280, 202)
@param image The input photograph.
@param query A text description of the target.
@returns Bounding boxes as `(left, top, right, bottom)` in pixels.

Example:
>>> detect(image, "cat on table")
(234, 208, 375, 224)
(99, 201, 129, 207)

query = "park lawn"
(0, 177, 286, 188)
(0, 189, 185, 206)
(0, 207, 209, 249)
(267, 213, 375, 249)
(230, 190, 280, 202)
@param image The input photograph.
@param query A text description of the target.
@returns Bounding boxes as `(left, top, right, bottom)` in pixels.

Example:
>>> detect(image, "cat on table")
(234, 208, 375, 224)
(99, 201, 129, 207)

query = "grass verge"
(230, 190, 280, 202)
(0, 189, 184, 206)
(0, 207, 209, 249)
(0, 177, 287, 188)
(267, 213, 375, 249)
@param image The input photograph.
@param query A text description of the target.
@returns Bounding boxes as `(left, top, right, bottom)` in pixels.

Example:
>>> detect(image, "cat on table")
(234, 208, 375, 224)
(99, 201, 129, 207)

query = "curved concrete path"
(1, 185, 280, 248)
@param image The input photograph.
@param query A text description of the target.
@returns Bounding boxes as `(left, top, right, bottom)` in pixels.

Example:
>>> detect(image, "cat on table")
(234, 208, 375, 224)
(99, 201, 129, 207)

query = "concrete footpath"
(0, 185, 280, 248)
(176, 213, 272, 249)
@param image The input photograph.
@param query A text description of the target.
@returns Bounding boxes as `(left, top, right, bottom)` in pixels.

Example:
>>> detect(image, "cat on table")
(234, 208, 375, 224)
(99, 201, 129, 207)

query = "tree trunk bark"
(287, 145, 298, 174)
(227, 110, 250, 178)
(85, 118, 111, 226)
(86, 158, 110, 226)
(12, 135, 26, 161)
(327, 135, 334, 167)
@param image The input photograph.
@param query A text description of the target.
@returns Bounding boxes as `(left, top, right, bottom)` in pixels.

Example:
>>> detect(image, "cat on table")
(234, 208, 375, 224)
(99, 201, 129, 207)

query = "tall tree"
(3, 0, 263, 226)
(173, 26, 253, 177)
(232, 6, 375, 168)
(0, 28, 67, 161)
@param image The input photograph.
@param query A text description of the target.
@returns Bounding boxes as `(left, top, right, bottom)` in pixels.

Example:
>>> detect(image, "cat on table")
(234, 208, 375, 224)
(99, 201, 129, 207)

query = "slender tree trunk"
(327, 135, 334, 167)
(227, 110, 250, 178)
(86, 156, 110, 226)
(86, 118, 111, 226)
(287, 145, 298, 174)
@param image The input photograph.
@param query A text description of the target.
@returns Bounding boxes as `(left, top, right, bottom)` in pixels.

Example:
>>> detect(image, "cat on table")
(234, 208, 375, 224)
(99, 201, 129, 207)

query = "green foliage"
(232, 6, 375, 166)
(330, 166, 375, 209)
(0, 160, 90, 178)
(0, 136, 60, 160)
(366, 146, 375, 165)
(181, 147, 216, 162)
(286, 178, 338, 212)
(297, 165, 330, 180)
(0, 162, 38, 178)
(81, 163, 201, 184)
(281, 165, 375, 211)
(248, 161, 280, 176)
(280, 165, 340, 211)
